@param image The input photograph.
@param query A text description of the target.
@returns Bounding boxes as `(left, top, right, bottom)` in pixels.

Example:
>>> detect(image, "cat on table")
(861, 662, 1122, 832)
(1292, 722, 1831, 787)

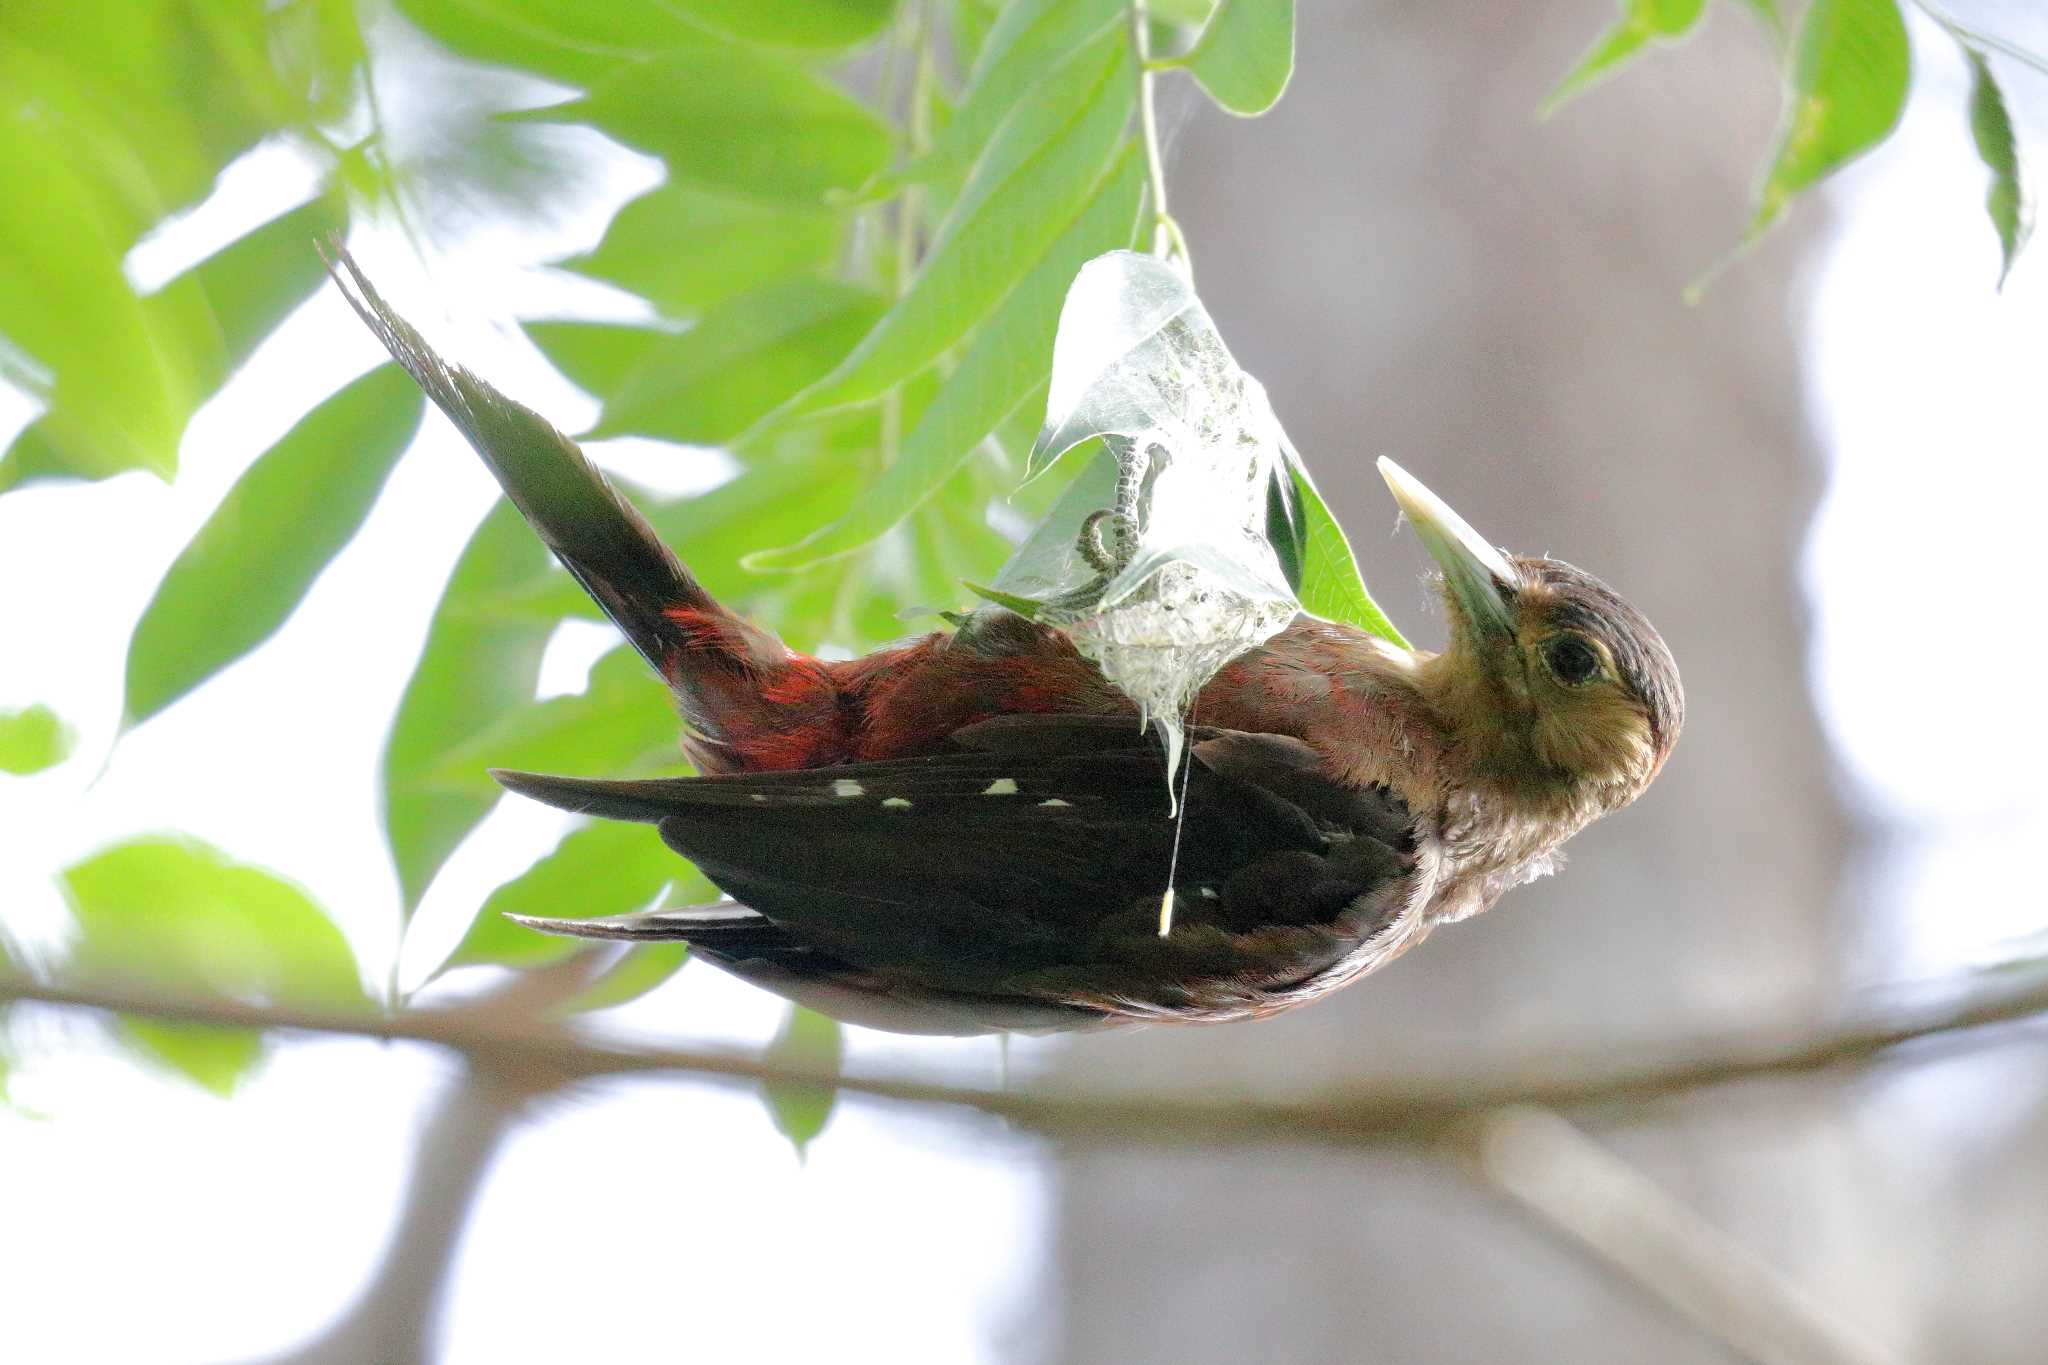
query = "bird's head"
(1378, 458, 1683, 815)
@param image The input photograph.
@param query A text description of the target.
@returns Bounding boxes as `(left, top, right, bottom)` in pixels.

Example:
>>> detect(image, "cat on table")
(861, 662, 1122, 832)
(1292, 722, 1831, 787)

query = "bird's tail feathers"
(324, 242, 797, 750)
(505, 900, 758, 943)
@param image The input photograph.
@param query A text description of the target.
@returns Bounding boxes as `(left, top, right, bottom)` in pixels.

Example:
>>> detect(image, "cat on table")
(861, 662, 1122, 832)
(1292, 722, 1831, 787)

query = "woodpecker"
(331, 252, 1682, 1035)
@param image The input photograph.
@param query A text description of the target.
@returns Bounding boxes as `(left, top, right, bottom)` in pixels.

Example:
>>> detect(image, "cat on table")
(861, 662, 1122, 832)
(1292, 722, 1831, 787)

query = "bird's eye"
(1543, 635, 1603, 686)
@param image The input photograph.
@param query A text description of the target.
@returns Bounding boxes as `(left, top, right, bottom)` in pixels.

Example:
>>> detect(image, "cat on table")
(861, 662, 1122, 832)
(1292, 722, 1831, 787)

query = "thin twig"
(876, 0, 933, 476)
(1455, 1107, 1906, 1365)
(1911, 0, 2048, 80)
(1128, 0, 1188, 270)
(6, 970, 2048, 1144)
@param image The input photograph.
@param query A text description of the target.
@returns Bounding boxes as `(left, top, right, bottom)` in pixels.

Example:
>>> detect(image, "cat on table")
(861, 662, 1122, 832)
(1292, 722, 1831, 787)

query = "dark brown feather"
(495, 719, 1422, 1030)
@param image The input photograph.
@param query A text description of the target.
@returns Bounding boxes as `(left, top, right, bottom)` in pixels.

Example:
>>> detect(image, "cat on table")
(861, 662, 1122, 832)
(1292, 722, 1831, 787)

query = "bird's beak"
(1377, 457, 1519, 641)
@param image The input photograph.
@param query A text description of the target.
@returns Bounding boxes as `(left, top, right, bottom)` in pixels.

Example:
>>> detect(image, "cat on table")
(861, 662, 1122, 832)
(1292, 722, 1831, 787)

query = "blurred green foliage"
(60, 836, 368, 1093)
(1751, 0, 1912, 237)
(762, 1005, 846, 1159)
(1551, 0, 2035, 281)
(1175, 0, 1294, 116)
(1544, 0, 1708, 116)
(123, 364, 426, 726)
(2, 0, 2036, 1142)
(0, 704, 77, 775)
(1965, 47, 2030, 283)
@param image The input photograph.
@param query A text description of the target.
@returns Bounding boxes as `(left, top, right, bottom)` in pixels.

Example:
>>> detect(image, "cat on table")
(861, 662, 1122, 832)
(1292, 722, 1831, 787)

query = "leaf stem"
(1128, 0, 1190, 273)
(880, 0, 936, 474)
(1911, 0, 2048, 79)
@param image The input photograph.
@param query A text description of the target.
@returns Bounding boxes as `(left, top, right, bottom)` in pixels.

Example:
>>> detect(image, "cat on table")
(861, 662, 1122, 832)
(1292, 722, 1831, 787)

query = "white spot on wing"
(1038, 798, 1072, 807)
(750, 793, 768, 802)
(831, 778, 865, 798)
(675, 905, 756, 923)
(981, 778, 1019, 796)
(882, 796, 912, 809)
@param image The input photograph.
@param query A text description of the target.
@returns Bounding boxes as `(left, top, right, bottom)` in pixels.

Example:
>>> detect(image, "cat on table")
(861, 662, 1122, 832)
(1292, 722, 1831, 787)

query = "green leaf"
(392, 0, 716, 86)
(953, 0, 1002, 71)
(420, 645, 677, 794)
(129, 1018, 266, 1095)
(2, 4, 284, 222)
(778, 29, 1134, 416)
(1287, 459, 1408, 647)
(761, 1006, 843, 1158)
(123, 365, 424, 726)
(0, 118, 197, 488)
(561, 941, 692, 1013)
(444, 818, 703, 974)
(665, 0, 897, 51)
(521, 321, 667, 398)
(587, 280, 885, 446)
(384, 500, 555, 913)
(288, 0, 374, 121)
(0, 189, 347, 493)
(520, 51, 892, 205)
(910, 465, 1018, 601)
(939, 24, 1131, 234)
(962, 580, 1048, 618)
(1965, 47, 2030, 285)
(912, 0, 1125, 190)
(0, 4, 355, 493)
(557, 182, 844, 317)
(0, 704, 76, 775)
(145, 192, 351, 401)
(747, 145, 1145, 571)
(1542, 0, 1707, 116)
(60, 835, 367, 1094)
(1182, 0, 1295, 117)
(1751, 0, 1909, 237)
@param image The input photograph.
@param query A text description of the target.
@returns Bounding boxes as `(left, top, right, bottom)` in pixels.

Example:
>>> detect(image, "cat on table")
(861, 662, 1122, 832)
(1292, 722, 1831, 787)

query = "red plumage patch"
(661, 606, 753, 659)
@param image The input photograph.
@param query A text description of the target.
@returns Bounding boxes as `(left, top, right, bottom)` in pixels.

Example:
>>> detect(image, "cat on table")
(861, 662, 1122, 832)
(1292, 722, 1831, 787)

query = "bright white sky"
(2, 14, 2046, 1362)
(1802, 23, 2048, 982)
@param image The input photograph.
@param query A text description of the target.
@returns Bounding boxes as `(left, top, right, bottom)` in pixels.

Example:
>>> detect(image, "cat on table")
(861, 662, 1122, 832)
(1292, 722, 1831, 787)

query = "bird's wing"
(494, 720, 1418, 1017)
(505, 901, 1098, 1035)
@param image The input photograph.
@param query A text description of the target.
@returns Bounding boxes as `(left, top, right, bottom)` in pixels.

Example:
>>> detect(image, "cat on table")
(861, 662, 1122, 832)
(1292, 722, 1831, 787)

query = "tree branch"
(249, 1065, 528, 1365)
(6, 969, 2047, 1143)
(1455, 1107, 1906, 1365)
(233, 959, 606, 1365)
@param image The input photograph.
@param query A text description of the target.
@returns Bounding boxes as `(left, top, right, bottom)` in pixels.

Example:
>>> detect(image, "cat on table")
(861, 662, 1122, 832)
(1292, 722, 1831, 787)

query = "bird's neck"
(1413, 641, 1625, 839)
(1415, 642, 1539, 785)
